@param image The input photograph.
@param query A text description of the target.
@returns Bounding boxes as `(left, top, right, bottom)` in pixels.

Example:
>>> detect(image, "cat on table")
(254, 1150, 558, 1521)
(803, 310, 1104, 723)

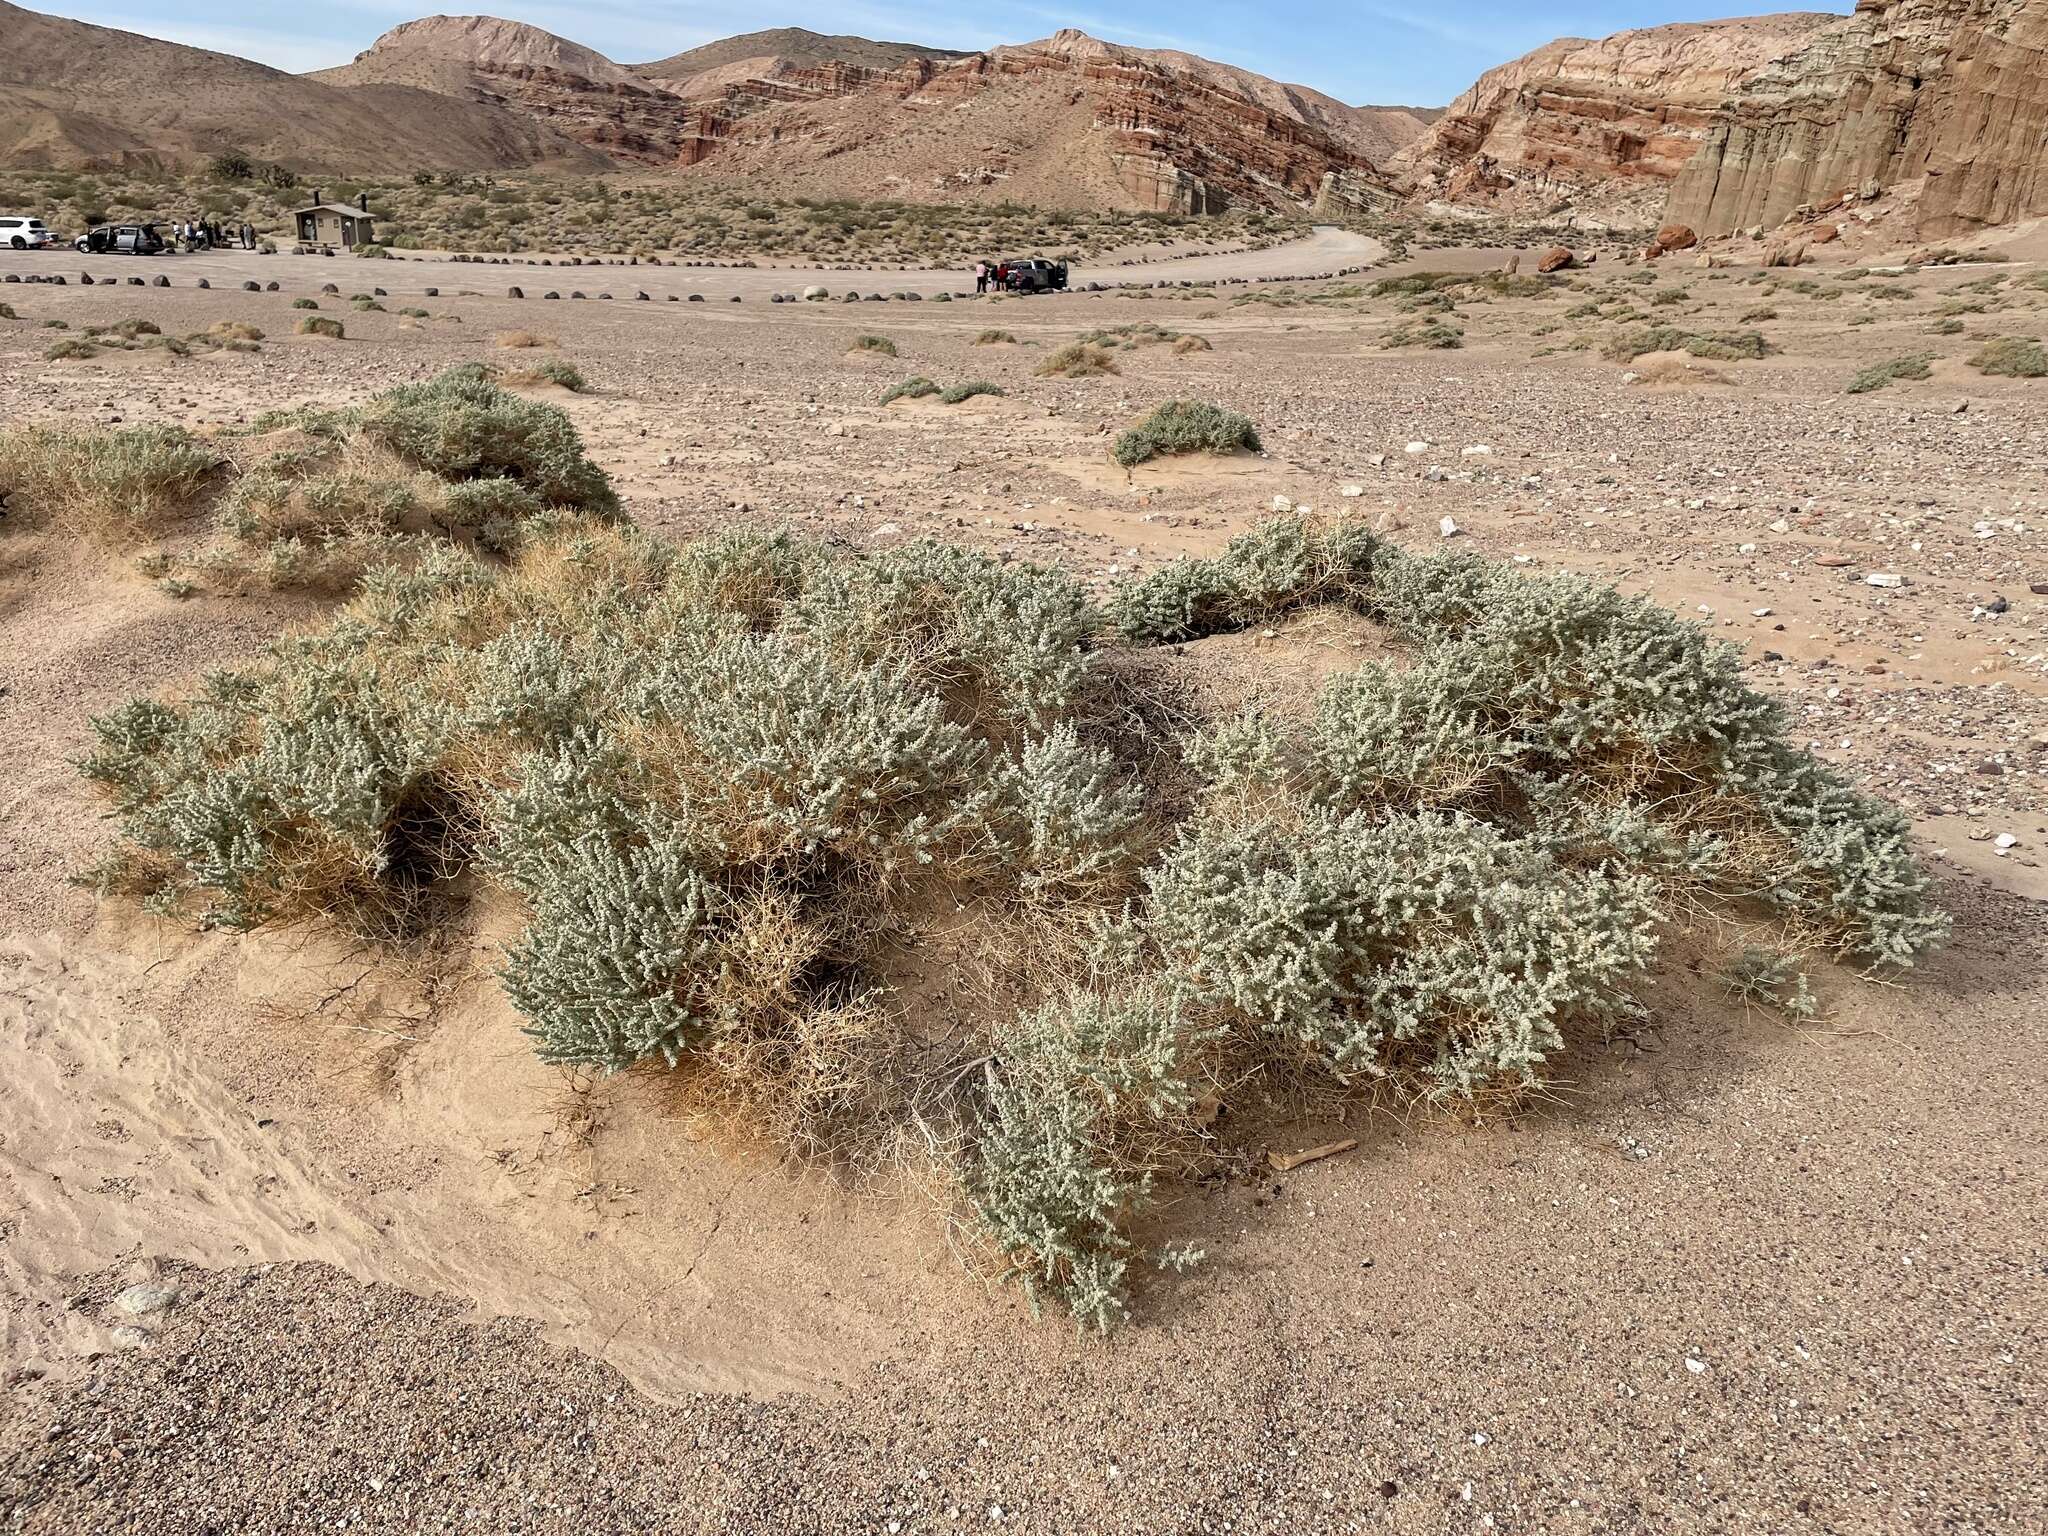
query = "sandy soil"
(1, 239, 2044, 1533)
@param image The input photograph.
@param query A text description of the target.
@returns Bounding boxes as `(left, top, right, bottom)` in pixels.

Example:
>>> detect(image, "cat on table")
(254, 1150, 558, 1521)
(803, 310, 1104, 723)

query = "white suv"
(1, 216, 58, 249)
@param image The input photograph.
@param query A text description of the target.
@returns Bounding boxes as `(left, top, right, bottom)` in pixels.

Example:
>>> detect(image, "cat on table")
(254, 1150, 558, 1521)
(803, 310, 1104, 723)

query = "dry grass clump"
(1847, 353, 1935, 393)
(1036, 342, 1120, 378)
(496, 357, 588, 392)
(1078, 322, 1196, 350)
(1382, 318, 1464, 349)
(496, 330, 554, 349)
(13, 364, 619, 587)
(83, 513, 1945, 1331)
(1112, 400, 1261, 467)
(1968, 337, 2048, 378)
(0, 422, 222, 542)
(974, 329, 1017, 345)
(880, 376, 1001, 405)
(295, 316, 345, 340)
(851, 334, 897, 356)
(879, 376, 939, 404)
(1603, 326, 1771, 363)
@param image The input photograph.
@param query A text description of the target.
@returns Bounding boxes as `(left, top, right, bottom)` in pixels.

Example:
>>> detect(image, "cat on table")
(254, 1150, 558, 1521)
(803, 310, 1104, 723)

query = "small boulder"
(1654, 224, 1697, 253)
(1535, 246, 1575, 274)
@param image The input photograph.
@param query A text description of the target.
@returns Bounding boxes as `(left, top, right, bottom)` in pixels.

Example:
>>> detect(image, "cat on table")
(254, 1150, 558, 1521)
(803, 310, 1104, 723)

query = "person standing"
(974, 259, 987, 295)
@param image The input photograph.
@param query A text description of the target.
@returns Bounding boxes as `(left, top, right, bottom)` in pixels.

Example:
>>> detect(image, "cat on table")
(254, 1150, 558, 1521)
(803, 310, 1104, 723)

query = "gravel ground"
(1, 241, 2044, 1534)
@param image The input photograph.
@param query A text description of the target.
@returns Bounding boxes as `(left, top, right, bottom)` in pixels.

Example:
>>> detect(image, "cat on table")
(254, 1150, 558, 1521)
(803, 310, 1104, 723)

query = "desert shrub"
(174, 366, 614, 588)
(1968, 337, 2048, 378)
(355, 243, 391, 259)
(1720, 947, 1818, 1020)
(350, 298, 385, 312)
(1036, 342, 1119, 378)
(357, 365, 614, 510)
(83, 511, 1945, 1330)
(295, 316, 345, 339)
(939, 380, 1002, 404)
(879, 376, 939, 404)
(500, 358, 587, 392)
(0, 301, 15, 320)
(966, 983, 1214, 1331)
(1112, 400, 1261, 467)
(1109, 516, 1375, 643)
(1382, 318, 1463, 349)
(291, 298, 319, 310)
(497, 330, 553, 349)
(852, 334, 897, 356)
(1171, 333, 1212, 354)
(1847, 354, 1934, 393)
(1142, 808, 1659, 1095)
(1603, 326, 1770, 363)
(0, 422, 222, 541)
(974, 329, 1016, 345)
(1927, 317, 1965, 336)
(43, 338, 98, 360)
(1079, 322, 1187, 349)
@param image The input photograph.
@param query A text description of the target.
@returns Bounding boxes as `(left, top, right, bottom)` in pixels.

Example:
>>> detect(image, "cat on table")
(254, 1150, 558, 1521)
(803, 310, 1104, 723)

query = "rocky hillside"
(635, 28, 977, 95)
(306, 18, 1429, 214)
(1666, 0, 2048, 237)
(0, 1, 603, 171)
(661, 29, 1423, 212)
(1394, 14, 1839, 219)
(314, 15, 692, 164)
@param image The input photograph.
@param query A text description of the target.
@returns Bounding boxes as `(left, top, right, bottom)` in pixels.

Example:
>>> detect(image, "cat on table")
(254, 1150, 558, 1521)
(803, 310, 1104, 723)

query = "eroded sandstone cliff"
(1665, 0, 2048, 238)
(1395, 16, 1838, 213)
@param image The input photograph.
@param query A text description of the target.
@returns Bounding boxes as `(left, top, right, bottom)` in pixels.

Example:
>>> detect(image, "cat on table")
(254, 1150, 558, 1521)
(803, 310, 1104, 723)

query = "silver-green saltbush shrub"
(967, 982, 1214, 1330)
(1112, 400, 1261, 468)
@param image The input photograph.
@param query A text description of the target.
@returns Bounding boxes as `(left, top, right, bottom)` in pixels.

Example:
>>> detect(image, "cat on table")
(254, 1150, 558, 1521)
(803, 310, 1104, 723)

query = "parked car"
(74, 223, 167, 255)
(1000, 258, 1068, 293)
(0, 215, 59, 250)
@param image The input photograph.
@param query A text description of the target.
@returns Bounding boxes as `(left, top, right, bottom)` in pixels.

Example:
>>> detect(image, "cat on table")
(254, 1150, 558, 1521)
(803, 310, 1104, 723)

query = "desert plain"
(0, 220, 2044, 1535)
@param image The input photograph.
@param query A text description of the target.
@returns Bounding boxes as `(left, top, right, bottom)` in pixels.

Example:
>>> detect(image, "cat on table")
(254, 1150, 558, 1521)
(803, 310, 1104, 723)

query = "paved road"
(1, 226, 1383, 302)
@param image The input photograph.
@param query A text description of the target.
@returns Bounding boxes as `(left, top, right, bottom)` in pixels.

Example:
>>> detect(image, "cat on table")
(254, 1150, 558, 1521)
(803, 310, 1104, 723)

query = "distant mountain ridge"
(3, 2, 2042, 238)
(0, 1, 602, 172)
(316, 16, 1436, 213)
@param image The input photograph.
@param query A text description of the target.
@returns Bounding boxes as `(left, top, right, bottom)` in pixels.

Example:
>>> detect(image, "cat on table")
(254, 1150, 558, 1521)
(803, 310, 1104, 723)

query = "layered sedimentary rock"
(316, 15, 692, 165)
(1918, 0, 2048, 232)
(310, 20, 1424, 213)
(1665, 0, 2048, 237)
(1396, 16, 1837, 209)
(1663, 0, 1966, 233)
(663, 31, 1419, 214)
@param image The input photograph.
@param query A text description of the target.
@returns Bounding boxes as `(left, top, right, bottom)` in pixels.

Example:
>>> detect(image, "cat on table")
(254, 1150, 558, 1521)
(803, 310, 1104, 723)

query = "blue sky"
(49, 1, 1854, 106)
